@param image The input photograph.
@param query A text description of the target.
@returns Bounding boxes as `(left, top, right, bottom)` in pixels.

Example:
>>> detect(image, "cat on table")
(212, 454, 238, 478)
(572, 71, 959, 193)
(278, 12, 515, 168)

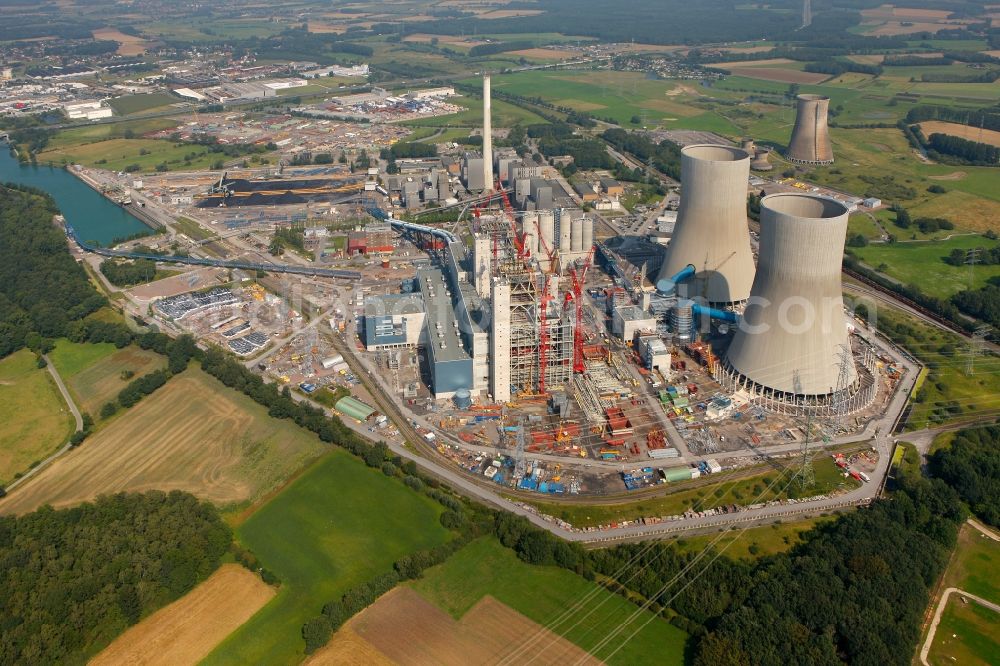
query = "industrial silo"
(558, 208, 573, 252)
(724, 193, 856, 396)
(522, 210, 539, 259)
(570, 217, 584, 252)
(581, 217, 594, 254)
(538, 209, 555, 256)
(786, 94, 834, 165)
(656, 145, 756, 305)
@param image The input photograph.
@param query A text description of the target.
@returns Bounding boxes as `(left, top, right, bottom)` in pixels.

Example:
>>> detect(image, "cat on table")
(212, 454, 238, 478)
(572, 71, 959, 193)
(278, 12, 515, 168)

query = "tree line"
(0, 491, 231, 664)
(0, 185, 105, 359)
(927, 133, 1000, 165)
(929, 424, 1000, 526)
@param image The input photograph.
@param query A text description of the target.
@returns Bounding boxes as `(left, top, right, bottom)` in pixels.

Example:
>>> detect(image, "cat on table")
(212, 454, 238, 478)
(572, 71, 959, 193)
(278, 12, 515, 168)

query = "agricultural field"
(410, 537, 688, 665)
(50, 341, 168, 418)
(919, 121, 1000, 149)
(91, 564, 276, 666)
(405, 93, 548, 128)
(0, 367, 326, 514)
(850, 234, 1000, 299)
(202, 452, 452, 665)
(0, 350, 75, 486)
(522, 456, 857, 528)
(108, 92, 183, 116)
(316, 587, 599, 665)
(92, 27, 152, 56)
(44, 117, 183, 151)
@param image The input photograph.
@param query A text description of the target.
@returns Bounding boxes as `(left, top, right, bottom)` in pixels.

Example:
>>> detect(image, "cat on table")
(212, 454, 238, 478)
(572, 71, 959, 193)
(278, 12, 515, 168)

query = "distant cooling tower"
(751, 147, 773, 171)
(786, 94, 833, 165)
(657, 145, 755, 305)
(724, 193, 857, 396)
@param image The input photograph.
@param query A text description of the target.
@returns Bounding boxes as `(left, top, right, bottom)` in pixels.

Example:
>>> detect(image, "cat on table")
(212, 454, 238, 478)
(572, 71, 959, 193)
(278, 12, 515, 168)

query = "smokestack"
(656, 145, 755, 305)
(724, 193, 856, 396)
(786, 94, 833, 165)
(483, 75, 493, 190)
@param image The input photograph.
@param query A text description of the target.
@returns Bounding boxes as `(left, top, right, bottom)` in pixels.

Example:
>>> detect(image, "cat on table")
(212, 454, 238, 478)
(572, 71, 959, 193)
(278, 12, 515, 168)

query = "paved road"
(919, 587, 1000, 666)
(5, 356, 82, 493)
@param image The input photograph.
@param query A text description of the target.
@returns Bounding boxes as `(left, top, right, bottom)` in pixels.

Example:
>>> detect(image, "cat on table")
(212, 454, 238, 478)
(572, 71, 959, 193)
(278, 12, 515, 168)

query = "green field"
(522, 456, 858, 528)
(37, 138, 256, 173)
(0, 350, 75, 486)
(851, 234, 1000, 299)
(406, 94, 548, 128)
(928, 596, 1000, 665)
(47, 340, 118, 378)
(108, 92, 184, 115)
(52, 341, 167, 418)
(173, 216, 215, 241)
(410, 537, 688, 665)
(670, 515, 835, 561)
(203, 452, 452, 665)
(46, 117, 182, 150)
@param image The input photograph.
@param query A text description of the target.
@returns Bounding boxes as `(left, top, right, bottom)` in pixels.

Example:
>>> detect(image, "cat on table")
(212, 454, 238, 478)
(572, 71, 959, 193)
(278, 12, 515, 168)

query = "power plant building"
(362, 294, 425, 349)
(417, 267, 474, 399)
(656, 145, 755, 305)
(786, 94, 834, 165)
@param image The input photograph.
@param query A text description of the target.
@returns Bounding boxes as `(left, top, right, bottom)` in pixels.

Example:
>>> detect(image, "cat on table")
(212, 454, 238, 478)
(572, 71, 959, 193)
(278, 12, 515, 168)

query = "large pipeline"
(365, 205, 459, 244)
(692, 303, 739, 324)
(655, 263, 696, 295)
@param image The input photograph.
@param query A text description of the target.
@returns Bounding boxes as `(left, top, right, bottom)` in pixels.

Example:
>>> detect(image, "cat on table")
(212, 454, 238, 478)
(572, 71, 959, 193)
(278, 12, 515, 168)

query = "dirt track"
(90, 564, 275, 666)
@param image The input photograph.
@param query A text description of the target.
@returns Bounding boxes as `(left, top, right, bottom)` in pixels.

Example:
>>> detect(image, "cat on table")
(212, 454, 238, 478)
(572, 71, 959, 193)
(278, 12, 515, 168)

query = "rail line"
(66, 223, 362, 280)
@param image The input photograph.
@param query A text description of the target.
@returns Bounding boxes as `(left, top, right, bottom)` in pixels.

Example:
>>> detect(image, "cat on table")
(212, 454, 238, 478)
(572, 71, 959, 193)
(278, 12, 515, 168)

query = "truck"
(859, 472, 871, 483)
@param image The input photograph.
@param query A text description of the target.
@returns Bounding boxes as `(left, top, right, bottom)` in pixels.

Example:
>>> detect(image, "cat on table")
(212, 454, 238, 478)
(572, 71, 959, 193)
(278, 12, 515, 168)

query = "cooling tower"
(483, 75, 494, 188)
(656, 145, 755, 305)
(751, 147, 773, 171)
(538, 210, 555, 256)
(724, 193, 857, 396)
(786, 94, 833, 165)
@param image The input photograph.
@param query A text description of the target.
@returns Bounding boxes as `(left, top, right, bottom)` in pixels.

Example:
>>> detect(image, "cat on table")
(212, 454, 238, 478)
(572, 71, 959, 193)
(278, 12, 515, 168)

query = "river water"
(0, 148, 151, 246)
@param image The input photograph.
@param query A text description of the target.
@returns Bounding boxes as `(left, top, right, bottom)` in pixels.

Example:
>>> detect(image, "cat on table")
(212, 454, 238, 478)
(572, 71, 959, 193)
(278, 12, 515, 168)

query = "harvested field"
(510, 48, 578, 60)
(0, 367, 324, 515)
(403, 33, 486, 46)
(91, 564, 275, 666)
(718, 57, 797, 68)
(920, 121, 1000, 149)
(315, 588, 601, 665)
(67, 345, 166, 417)
(92, 27, 150, 55)
(305, 627, 393, 666)
(478, 9, 544, 18)
(724, 67, 829, 84)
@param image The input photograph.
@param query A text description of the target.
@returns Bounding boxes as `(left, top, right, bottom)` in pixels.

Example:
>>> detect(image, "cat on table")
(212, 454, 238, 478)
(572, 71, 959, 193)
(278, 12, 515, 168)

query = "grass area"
(53, 342, 167, 418)
(670, 515, 834, 560)
(848, 212, 884, 240)
(173, 216, 215, 241)
(874, 306, 1000, 429)
(941, 522, 1000, 603)
(0, 350, 74, 486)
(47, 340, 118, 378)
(522, 457, 858, 528)
(37, 138, 232, 173)
(406, 93, 548, 128)
(203, 451, 452, 665)
(46, 117, 182, 150)
(620, 182, 663, 212)
(108, 92, 183, 115)
(850, 234, 1000, 299)
(410, 537, 687, 665)
(928, 597, 1000, 666)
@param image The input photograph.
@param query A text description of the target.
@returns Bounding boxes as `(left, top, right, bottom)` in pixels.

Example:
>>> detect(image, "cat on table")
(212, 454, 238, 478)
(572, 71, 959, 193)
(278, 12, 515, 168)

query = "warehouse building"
(362, 293, 426, 350)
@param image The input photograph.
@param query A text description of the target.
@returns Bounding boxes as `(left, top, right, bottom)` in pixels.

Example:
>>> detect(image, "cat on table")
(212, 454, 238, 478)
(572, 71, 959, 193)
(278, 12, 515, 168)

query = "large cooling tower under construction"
(786, 94, 833, 165)
(657, 145, 755, 305)
(724, 193, 857, 396)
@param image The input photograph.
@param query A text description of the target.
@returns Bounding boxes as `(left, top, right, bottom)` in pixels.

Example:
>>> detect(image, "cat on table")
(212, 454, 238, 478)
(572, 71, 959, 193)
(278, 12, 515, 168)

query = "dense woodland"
(0, 492, 231, 664)
(930, 425, 1000, 526)
(0, 185, 104, 358)
(99, 258, 159, 287)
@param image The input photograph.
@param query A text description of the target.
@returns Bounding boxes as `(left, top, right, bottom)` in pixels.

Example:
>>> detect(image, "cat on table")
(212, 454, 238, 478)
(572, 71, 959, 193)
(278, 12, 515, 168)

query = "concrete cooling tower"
(786, 94, 833, 165)
(724, 193, 857, 397)
(656, 145, 755, 305)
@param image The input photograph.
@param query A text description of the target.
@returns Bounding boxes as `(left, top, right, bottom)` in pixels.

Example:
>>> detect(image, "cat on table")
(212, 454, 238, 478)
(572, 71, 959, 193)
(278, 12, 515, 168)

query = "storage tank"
(581, 217, 594, 254)
(656, 145, 756, 305)
(453, 388, 473, 409)
(538, 209, 555, 256)
(522, 211, 539, 260)
(671, 299, 694, 342)
(661, 466, 695, 483)
(570, 217, 584, 252)
(724, 193, 856, 396)
(786, 94, 834, 165)
(558, 208, 572, 251)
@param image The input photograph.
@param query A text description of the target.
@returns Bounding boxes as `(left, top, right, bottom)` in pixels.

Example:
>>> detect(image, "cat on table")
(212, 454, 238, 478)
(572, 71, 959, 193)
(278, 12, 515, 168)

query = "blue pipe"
(655, 264, 696, 295)
(692, 304, 739, 324)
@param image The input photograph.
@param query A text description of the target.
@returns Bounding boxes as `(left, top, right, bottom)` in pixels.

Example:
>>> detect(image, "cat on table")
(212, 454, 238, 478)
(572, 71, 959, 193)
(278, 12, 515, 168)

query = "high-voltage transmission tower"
(793, 372, 815, 489)
(966, 325, 991, 376)
(832, 344, 854, 435)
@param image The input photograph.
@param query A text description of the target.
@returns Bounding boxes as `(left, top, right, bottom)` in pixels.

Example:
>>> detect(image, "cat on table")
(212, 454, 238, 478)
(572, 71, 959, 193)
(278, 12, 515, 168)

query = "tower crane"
(567, 245, 597, 374)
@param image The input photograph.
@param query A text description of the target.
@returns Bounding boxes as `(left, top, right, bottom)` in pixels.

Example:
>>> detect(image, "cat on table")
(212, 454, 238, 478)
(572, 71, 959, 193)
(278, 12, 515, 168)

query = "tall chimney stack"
(483, 74, 494, 191)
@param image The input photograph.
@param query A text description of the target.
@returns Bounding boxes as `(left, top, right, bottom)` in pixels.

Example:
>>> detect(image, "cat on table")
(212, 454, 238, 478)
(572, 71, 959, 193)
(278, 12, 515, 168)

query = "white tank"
(538, 210, 555, 256)
(522, 210, 539, 260)
(581, 217, 594, 254)
(725, 193, 857, 396)
(657, 145, 755, 305)
(558, 208, 572, 251)
(571, 217, 583, 252)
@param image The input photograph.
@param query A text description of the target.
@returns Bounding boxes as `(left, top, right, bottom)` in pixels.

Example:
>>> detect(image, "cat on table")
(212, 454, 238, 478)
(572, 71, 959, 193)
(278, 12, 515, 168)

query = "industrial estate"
(1, 0, 998, 664)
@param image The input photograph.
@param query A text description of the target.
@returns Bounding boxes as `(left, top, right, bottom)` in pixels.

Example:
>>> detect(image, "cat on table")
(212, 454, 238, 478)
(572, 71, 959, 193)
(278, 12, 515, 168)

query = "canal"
(0, 148, 152, 246)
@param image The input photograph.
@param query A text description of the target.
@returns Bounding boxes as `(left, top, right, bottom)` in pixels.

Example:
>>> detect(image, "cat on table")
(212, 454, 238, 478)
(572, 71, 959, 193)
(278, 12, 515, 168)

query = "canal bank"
(0, 147, 154, 246)
(70, 166, 164, 234)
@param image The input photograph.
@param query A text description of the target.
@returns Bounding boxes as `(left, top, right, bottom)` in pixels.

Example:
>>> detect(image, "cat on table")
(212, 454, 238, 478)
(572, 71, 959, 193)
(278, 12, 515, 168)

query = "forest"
(930, 425, 1000, 526)
(927, 133, 1000, 165)
(0, 185, 105, 358)
(0, 492, 231, 664)
(99, 258, 159, 287)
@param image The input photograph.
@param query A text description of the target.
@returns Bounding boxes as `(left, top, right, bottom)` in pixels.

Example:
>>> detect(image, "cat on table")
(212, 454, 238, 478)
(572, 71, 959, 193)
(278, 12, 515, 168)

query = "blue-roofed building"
(417, 267, 474, 399)
(362, 293, 425, 350)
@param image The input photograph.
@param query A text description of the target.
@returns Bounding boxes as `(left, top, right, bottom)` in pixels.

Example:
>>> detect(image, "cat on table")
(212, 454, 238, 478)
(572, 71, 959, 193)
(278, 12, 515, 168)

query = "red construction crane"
(567, 244, 597, 374)
(495, 179, 526, 260)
